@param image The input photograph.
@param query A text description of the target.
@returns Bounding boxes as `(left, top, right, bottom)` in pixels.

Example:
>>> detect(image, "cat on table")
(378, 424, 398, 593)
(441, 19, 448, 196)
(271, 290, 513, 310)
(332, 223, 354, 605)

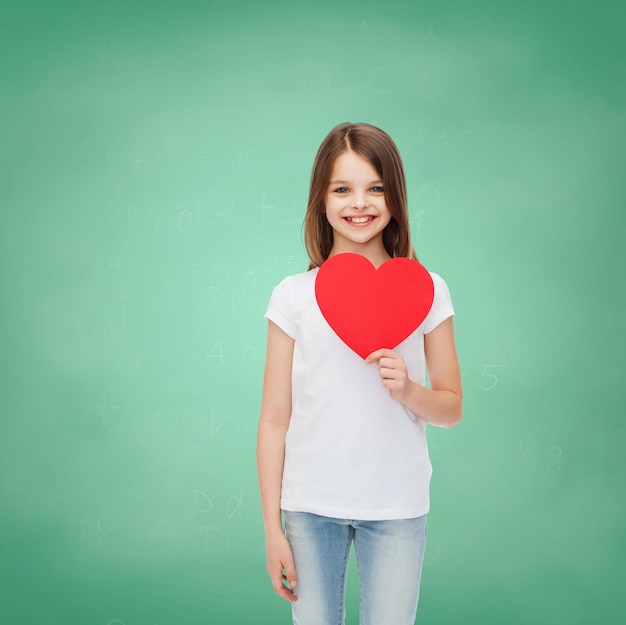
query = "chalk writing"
(549, 446, 563, 471)
(231, 152, 245, 173)
(231, 134, 257, 172)
(407, 127, 471, 148)
(202, 341, 226, 366)
(410, 25, 439, 41)
(241, 346, 256, 370)
(106, 295, 132, 330)
(236, 414, 258, 437)
(196, 525, 231, 563)
(83, 392, 123, 432)
(193, 410, 230, 448)
(147, 521, 171, 554)
(477, 364, 503, 390)
(410, 184, 440, 237)
(192, 489, 214, 515)
(176, 205, 193, 233)
(264, 254, 301, 275)
(207, 192, 235, 225)
(231, 271, 257, 315)
(264, 255, 280, 275)
(518, 437, 564, 471)
(106, 357, 121, 375)
(96, 521, 124, 551)
(226, 489, 243, 519)
(255, 192, 274, 225)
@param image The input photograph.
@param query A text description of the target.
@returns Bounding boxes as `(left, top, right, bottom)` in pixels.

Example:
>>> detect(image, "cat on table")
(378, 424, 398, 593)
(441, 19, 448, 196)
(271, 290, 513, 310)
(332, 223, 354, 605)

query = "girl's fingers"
(277, 566, 298, 602)
(272, 572, 297, 603)
(283, 562, 298, 590)
(379, 367, 398, 379)
(365, 348, 395, 363)
(378, 357, 400, 369)
(379, 358, 406, 375)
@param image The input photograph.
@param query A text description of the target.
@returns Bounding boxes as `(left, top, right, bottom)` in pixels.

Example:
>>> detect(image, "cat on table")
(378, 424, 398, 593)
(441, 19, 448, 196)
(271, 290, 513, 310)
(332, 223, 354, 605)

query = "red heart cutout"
(315, 253, 435, 360)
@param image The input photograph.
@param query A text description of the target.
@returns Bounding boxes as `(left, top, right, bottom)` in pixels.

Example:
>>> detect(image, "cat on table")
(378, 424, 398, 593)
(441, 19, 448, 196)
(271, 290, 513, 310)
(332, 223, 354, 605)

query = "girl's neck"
(328, 240, 391, 269)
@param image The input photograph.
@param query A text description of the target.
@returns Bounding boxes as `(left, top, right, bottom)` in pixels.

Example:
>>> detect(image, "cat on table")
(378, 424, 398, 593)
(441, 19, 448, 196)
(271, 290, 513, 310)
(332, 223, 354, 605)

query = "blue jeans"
(283, 511, 427, 625)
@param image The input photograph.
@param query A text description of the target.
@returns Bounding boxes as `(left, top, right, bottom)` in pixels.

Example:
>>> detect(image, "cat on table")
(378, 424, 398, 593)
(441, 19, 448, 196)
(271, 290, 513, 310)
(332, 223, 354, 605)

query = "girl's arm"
(256, 320, 298, 602)
(366, 316, 462, 427)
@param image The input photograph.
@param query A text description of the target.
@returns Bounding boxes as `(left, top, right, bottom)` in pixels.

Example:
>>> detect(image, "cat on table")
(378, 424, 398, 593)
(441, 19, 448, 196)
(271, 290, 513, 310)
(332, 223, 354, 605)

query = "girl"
(257, 123, 462, 625)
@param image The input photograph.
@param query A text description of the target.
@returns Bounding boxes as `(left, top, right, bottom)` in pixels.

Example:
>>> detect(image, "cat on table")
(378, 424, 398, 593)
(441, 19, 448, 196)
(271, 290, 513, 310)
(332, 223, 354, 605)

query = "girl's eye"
(334, 187, 349, 194)
(371, 186, 384, 193)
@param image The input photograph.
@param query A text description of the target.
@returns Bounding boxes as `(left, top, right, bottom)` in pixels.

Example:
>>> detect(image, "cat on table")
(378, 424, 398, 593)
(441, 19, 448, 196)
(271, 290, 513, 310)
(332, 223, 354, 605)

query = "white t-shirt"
(265, 266, 454, 520)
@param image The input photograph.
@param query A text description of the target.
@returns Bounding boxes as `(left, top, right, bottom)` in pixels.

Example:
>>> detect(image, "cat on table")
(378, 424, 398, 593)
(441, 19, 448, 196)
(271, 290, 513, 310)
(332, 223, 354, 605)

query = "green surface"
(1, 1, 625, 623)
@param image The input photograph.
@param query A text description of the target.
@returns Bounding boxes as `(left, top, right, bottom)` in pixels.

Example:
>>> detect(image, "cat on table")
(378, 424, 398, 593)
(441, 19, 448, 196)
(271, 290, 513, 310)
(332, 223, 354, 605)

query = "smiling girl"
(257, 123, 462, 625)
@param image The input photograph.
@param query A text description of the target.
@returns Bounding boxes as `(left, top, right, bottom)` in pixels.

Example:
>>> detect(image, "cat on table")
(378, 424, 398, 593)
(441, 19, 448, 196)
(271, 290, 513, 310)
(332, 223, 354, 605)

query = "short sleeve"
(422, 272, 455, 334)
(265, 276, 297, 339)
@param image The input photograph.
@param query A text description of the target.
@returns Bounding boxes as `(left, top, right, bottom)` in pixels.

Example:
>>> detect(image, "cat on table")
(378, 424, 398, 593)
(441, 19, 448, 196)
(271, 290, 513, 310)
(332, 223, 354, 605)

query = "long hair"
(303, 123, 416, 269)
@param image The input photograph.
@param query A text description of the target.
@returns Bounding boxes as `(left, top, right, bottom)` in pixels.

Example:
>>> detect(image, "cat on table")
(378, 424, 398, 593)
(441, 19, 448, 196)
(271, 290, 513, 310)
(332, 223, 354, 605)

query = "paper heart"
(315, 253, 434, 359)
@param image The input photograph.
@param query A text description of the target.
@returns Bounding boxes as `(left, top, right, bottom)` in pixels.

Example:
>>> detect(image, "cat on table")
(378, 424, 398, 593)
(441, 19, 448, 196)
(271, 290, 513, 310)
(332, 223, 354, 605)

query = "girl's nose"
(352, 194, 369, 210)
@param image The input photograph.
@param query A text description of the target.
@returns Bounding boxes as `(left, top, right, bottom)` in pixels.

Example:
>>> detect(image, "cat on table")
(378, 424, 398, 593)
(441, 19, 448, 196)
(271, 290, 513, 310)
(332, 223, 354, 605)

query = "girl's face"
(324, 150, 391, 257)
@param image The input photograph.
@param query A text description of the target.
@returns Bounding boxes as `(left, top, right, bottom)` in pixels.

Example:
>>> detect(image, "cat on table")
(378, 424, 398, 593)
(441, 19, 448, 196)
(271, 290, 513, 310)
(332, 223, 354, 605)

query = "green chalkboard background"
(1, 0, 624, 623)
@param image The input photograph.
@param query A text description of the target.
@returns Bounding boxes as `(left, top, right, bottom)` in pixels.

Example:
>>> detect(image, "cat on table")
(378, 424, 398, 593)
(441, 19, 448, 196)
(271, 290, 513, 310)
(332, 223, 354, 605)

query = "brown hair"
(303, 122, 417, 269)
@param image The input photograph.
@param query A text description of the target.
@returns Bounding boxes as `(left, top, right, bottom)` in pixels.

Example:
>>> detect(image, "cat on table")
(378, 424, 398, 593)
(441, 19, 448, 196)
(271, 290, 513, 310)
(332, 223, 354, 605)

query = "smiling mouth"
(344, 216, 375, 224)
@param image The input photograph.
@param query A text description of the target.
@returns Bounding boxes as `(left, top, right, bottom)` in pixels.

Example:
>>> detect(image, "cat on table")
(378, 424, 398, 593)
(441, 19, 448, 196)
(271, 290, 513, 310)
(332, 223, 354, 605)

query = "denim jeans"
(283, 511, 427, 625)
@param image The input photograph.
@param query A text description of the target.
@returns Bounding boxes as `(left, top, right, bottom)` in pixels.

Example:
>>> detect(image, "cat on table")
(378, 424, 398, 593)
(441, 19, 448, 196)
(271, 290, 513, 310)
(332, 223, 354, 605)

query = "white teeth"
(346, 216, 373, 223)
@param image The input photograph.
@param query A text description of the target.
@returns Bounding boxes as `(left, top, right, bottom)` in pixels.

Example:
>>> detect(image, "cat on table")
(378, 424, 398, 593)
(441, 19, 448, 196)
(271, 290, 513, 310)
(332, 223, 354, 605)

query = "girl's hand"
(365, 348, 411, 404)
(265, 532, 298, 603)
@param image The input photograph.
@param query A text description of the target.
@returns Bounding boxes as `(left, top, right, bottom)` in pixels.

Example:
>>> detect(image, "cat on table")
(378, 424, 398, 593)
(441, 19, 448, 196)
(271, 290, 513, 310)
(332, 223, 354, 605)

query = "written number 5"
(478, 364, 502, 390)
